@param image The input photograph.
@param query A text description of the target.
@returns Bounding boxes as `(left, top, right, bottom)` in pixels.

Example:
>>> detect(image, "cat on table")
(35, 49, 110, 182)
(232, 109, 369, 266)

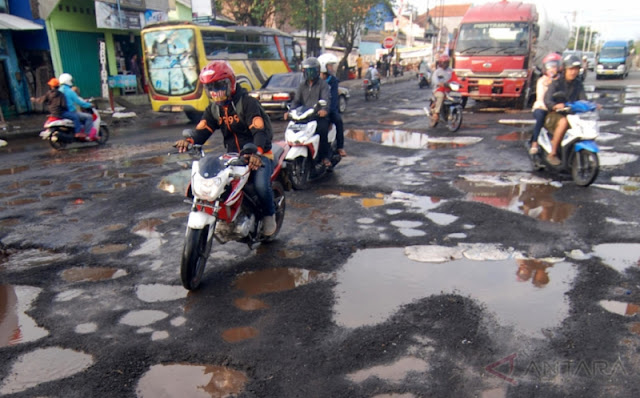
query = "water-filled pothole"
(345, 129, 482, 149)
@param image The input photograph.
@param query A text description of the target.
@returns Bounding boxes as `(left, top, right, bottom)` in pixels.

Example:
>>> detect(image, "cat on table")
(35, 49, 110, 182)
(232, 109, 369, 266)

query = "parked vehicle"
(584, 51, 596, 71)
(249, 72, 349, 119)
(530, 99, 600, 186)
(284, 101, 341, 190)
(424, 81, 464, 132)
(452, 1, 569, 108)
(39, 101, 108, 150)
(178, 132, 289, 290)
(363, 79, 379, 101)
(596, 40, 632, 79)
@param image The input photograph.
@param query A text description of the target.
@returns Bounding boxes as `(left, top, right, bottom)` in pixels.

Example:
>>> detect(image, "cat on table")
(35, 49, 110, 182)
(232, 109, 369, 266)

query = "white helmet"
(318, 53, 339, 73)
(59, 73, 73, 86)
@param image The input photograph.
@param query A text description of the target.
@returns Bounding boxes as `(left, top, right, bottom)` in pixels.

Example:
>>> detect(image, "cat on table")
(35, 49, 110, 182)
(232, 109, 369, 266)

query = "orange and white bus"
(141, 21, 303, 122)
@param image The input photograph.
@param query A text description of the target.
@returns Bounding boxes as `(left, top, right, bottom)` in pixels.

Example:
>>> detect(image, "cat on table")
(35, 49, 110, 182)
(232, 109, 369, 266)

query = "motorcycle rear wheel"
(264, 181, 286, 242)
(447, 106, 463, 132)
(49, 134, 66, 150)
(364, 92, 370, 101)
(571, 150, 599, 186)
(97, 126, 109, 145)
(181, 225, 210, 290)
(290, 156, 311, 190)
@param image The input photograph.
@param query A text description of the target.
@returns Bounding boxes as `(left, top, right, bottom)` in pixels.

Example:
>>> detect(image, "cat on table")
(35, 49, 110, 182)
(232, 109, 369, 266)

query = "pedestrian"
(356, 54, 363, 79)
(130, 54, 142, 94)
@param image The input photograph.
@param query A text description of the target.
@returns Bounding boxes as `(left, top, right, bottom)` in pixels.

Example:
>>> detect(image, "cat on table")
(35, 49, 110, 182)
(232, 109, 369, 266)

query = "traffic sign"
(383, 36, 395, 49)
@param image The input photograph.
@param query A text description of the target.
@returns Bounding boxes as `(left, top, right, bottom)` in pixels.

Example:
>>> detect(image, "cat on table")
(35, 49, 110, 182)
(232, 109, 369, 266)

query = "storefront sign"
(99, 40, 109, 98)
(95, 1, 168, 29)
(108, 74, 137, 89)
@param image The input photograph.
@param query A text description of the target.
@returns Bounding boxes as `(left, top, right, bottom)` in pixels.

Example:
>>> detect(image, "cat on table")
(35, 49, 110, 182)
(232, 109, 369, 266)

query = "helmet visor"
(205, 79, 231, 103)
(303, 67, 319, 81)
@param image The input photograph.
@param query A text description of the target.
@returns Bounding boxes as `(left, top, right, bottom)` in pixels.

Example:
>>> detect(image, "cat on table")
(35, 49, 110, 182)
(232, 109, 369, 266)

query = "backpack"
(209, 95, 273, 141)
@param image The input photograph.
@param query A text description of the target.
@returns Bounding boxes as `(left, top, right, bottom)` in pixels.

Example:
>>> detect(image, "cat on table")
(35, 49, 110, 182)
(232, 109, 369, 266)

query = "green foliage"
(568, 26, 599, 52)
(224, 0, 289, 26)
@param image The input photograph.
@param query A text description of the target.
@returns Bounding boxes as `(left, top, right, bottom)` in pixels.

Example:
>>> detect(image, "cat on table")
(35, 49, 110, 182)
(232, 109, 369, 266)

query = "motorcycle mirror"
(318, 99, 328, 108)
(240, 143, 258, 155)
(182, 129, 195, 138)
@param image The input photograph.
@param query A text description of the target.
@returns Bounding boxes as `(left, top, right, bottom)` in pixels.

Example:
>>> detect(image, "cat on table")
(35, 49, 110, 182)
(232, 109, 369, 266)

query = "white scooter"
(530, 98, 600, 186)
(39, 99, 108, 150)
(284, 100, 340, 190)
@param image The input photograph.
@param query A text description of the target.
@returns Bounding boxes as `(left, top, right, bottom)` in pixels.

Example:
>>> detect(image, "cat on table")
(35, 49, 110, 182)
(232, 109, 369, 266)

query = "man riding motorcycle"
(174, 61, 277, 236)
(430, 55, 459, 124)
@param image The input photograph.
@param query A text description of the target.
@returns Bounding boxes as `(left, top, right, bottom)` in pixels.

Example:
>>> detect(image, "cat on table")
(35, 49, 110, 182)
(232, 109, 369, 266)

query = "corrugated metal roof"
(0, 14, 44, 31)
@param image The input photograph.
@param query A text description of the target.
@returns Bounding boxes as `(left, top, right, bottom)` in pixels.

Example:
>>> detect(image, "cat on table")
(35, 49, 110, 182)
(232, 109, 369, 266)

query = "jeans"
(253, 156, 275, 216)
(532, 109, 547, 144)
(314, 116, 330, 160)
(76, 111, 93, 134)
(60, 110, 81, 133)
(329, 111, 344, 149)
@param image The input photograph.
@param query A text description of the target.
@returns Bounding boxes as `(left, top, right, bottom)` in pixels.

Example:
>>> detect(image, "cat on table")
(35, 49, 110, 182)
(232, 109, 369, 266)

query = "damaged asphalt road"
(1, 78, 640, 397)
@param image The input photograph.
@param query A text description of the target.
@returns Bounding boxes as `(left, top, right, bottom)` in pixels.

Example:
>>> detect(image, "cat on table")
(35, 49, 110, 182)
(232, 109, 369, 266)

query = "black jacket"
(544, 76, 587, 111)
(35, 89, 67, 117)
(193, 84, 271, 153)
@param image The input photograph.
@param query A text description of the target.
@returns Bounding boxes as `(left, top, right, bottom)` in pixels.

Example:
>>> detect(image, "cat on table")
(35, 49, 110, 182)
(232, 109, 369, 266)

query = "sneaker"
(263, 215, 277, 236)
(529, 145, 539, 155)
(547, 154, 561, 166)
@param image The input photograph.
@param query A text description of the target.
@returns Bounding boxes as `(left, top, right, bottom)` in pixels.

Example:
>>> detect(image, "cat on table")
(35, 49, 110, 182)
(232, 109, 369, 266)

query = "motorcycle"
(39, 100, 109, 150)
(530, 99, 600, 187)
(424, 80, 464, 132)
(178, 131, 289, 290)
(284, 101, 341, 190)
(418, 72, 431, 89)
(363, 79, 380, 101)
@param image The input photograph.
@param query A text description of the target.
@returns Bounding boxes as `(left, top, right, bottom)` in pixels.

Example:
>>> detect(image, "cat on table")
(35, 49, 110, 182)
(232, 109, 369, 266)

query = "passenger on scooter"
(31, 78, 74, 122)
(288, 57, 332, 168)
(530, 52, 562, 155)
(364, 62, 380, 91)
(58, 73, 96, 140)
(174, 61, 277, 236)
(318, 53, 347, 157)
(543, 54, 587, 166)
(430, 55, 459, 124)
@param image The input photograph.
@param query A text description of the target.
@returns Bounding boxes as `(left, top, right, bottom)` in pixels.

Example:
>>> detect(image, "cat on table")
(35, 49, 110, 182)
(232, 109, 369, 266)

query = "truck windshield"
(600, 47, 626, 59)
(456, 22, 529, 56)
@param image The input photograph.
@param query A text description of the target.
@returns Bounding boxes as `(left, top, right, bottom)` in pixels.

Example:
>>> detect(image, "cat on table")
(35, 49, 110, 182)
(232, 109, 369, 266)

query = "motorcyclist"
(418, 58, 431, 82)
(31, 78, 74, 122)
(364, 61, 380, 91)
(174, 61, 277, 236)
(543, 54, 587, 166)
(288, 57, 332, 168)
(430, 54, 458, 124)
(318, 53, 347, 157)
(530, 52, 562, 155)
(58, 73, 96, 140)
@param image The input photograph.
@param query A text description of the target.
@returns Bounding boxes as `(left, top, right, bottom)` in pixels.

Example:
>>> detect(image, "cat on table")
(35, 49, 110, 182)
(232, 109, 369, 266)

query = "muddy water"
(234, 268, 332, 296)
(345, 129, 482, 149)
(60, 267, 127, 283)
(453, 173, 574, 223)
(333, 247, 576, 336)
(221, 326, 259, 343)
(136, 363, 247, 398)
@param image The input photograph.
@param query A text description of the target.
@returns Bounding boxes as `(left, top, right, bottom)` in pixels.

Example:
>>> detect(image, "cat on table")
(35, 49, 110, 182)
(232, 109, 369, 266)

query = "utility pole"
(587, 27, 594, 52)
(321, 0, 326, 53)
(582, 26, 590, 52)
(572, 11, 578, 51)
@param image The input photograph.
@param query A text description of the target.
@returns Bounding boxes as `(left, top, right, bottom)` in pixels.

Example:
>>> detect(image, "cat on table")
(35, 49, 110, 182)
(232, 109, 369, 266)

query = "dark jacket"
(291, 77, 330, 111)
(325, 74, 340, 114)
(192, 84, 271, 153)
(34, 88, 67, 117)
(544, 76, 587, 111)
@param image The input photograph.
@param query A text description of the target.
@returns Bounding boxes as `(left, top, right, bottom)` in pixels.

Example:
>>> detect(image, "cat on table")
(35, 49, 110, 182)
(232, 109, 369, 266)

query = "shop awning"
(0, 14, 44, 31)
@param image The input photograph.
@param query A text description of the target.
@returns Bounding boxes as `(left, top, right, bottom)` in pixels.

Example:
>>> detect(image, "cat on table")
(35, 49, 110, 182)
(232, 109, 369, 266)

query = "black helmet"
(302, 57, 320, 81)
(563, 54, 582, 69)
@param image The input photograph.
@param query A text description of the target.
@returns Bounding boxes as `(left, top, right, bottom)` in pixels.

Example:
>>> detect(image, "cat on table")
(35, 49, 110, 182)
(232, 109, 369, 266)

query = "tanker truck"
(452, 0, 569, 108)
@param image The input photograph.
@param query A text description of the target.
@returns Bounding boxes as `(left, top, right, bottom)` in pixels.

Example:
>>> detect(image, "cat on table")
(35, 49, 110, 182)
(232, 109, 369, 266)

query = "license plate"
(171, 105, 183, 112)
(478, 79, 493, 85)
(604, 70, 615, 74)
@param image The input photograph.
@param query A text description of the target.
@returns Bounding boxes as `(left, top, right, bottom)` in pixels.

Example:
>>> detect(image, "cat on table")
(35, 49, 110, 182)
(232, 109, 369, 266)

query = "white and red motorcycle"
(284, 101, 341, 190)
(39, 100, 108, 150)
(178, 131, 289, 290)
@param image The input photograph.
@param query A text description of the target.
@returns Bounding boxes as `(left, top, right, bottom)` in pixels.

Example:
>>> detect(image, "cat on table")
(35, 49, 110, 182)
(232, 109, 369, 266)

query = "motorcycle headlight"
(192, 173, 224, 201)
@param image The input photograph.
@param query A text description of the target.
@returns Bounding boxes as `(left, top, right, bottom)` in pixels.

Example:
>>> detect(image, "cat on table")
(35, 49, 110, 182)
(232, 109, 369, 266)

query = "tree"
(287, 0, 323, 57)
(223, 0, 290, 26)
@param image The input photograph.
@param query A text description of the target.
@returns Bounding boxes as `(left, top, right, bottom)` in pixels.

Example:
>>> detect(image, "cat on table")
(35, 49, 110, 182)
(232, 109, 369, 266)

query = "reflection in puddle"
(277, 249, 304, 259)
(348, 356, 429, 383)
(496, 131, 529, 141)
(136, 363, 247, 398)
(61, 267, 127, 283)
(453, 173, 574, 223)
(221, 326, 259, 343)
(0, 165, 29, 176)
(498, 119, 536, 126)
(599, 300, 640, 316)
(379, 120, 405, 126)
(333, 248, 576, 336)
(91, 244, 129, 255)
(591, 243, 640, 273)
(345, 129, 482, 149)
(136, 284, 187, 302)
(158, 169, 191, 195)
(0, 285, 49, 347)
(131, 219, 166, 256)
(234, 297, 269, 311)
(0, 347, 94, 395)
(620, 106, 640, 114)
(1, 248, 69, 272)
(234, 268, 333, 296)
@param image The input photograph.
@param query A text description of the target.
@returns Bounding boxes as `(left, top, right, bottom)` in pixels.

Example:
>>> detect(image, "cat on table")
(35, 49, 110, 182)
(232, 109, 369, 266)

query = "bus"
(141, 21, 303, 122)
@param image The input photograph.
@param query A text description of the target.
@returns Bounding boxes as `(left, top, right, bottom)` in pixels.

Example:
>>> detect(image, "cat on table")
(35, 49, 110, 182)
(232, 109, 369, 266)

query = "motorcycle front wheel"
(571, 150, 599, 186)
(264, 181, 286, 242)
(97, 126, 109, 145)
(181, 225, 210, 290)
(290, 156, 311, 190)
(447, 106, 463, 132)
(364, 91, 370, 101)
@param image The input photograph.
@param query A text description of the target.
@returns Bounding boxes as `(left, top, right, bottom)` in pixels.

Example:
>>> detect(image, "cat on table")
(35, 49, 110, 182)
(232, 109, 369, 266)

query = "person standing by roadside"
(356, 54, 363, 79)
(130, 54, 142, 94)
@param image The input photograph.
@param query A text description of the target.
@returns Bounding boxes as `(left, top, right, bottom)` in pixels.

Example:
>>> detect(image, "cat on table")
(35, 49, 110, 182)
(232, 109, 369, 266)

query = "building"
(415, 3, 471, 47)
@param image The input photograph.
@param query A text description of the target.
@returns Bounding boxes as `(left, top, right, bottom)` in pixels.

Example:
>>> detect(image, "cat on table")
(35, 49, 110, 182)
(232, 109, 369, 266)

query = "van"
(596, 41, 632, 79)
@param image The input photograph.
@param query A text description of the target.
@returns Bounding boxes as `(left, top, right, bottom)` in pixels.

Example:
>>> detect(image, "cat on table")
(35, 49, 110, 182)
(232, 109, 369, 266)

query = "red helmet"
(438, 55, 450, 68)
(541, 52, 562, 74)
(199, 61, 236, 104)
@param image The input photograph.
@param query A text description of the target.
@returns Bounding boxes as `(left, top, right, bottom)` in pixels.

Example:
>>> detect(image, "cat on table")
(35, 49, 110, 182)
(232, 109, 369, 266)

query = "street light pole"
(321, 0, 326, 53)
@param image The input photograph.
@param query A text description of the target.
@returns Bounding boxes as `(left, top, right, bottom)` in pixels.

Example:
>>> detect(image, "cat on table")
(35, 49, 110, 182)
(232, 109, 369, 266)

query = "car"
(584, 51, 596, 71)
(249, 72, 350, 119)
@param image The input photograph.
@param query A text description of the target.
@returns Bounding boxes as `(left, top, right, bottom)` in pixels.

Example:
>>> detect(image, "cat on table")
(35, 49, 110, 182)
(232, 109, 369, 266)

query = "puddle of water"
(136, 363, 247, 398)
(496, 131, 529, 141)
(0, 285, 49, 347)
(599, 152, 639, 168)
(171, 211, 190, 219)
(348, 356, 429, 383)
(1, 249, 69, 272)
(91, 244, 128, 255)
(234, 268, 332, 296)
(136, 284, 187, 302)
(277, 249, 304, 259)
(0, 165, 29, 176)
(75, 322, 98, 334)
(4, 198, 40, 206)
(333, 248, 576, 336)
(497, 119, 536, 126)
(362, 198, 386, 208)
(119, 310, 169, 327)
(346, 129, 482, 149)
(130, 219, 166, 256)
(42, 191, 71, 198)
(60, 267, 127, 283)
(453, 173, 574, 223)
(233, 297, 269, 311)
(591, 243, 640, 273)
(158, 169, 191, 195)
(105, 224, 127, 231)
(0, 218, 20, 227)
(0, 347, 94, 395)
(599, 300, 640, 316)
(426, 136, 483, 149)
(221, 326, 259, 343)
(379, 120, 406, 126)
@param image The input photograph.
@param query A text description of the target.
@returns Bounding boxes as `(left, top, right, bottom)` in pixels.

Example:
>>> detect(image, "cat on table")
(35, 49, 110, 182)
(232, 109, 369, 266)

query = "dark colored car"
(249, 72, 349, 119)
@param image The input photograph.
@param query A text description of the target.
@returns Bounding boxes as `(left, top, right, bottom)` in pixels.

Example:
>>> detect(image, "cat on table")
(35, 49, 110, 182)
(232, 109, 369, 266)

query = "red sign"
(383, 36, 395, 49)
